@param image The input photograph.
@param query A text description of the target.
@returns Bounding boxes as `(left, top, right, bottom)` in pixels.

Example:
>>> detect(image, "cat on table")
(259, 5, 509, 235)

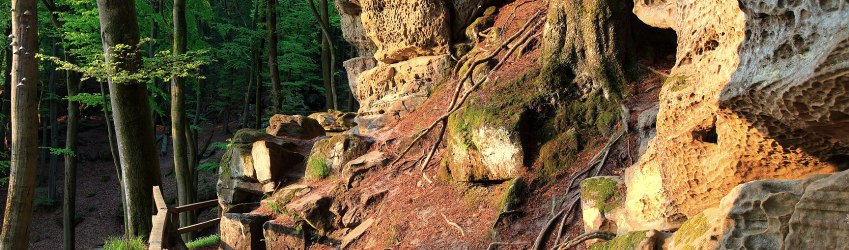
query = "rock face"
(663, 171, 849, 250)
(266, 115, 325, 139)
(263, 219, 306, 250)
(636, 104, 658, 157)
(335, 0, 377, 56)
(621, 0, 843, 231)
(220, 213, 271, 250)
(342, 57, 378, 97)
(719, 0, 849, 152)
(356, 55, 451, 130)
(359, 0, 450, 64)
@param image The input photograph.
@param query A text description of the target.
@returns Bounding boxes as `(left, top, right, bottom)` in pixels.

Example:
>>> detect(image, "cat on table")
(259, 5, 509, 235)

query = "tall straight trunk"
(171, 0, 195, 241)
(265, 0, 281, 114)
(95, 0, 162, 236)
(99, 81, 126, 234)
(242, 69, 253, 128)
(255, 38, 264, 129)
(308, 0, 337, 111)
(47, 44, 59, 203)
(62, 66, 80, 250)
(149, 0, 161, 136)
(319, 0, 336, 110)
(0, 0, 39, 248)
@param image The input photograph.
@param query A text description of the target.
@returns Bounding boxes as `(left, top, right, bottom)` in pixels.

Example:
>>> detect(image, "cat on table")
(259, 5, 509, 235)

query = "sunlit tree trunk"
(95, 0, 163, 236)
(266, 0, 281, 114)
(171, 0, 196, 242)
(0, 0, 40, 248)
(308, 0, 337, 111)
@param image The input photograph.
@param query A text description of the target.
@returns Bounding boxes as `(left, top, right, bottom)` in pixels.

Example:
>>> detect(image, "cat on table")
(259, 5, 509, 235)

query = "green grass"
(186, 234, 221, 249)
(103, 236, 146, 250)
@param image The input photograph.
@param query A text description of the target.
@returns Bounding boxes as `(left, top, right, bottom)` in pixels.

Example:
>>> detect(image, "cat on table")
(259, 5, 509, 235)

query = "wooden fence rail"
(149, 186, 220, 250)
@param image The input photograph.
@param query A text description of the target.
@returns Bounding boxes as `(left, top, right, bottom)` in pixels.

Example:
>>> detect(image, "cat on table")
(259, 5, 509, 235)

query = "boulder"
(252, 141, 305, 193)
(784, 170, 849, 249)
(220, 213, 271, 250)
(306, 134, 373, 179)
(446, 107, 523, 182)
(580, 177, 625, 236)
(218, 129, 308, 207)
(263, 219, 307, 250)
(309, 110, 358, 133)
(342, 151, 389, 189)
(356, 55, 451, 131)
(359, 0, 450, 63)
(286, 192, 336, 234)
(719, 0, 849, 150)
(266, 115, 325, 139)
(621, 0, 842, 230)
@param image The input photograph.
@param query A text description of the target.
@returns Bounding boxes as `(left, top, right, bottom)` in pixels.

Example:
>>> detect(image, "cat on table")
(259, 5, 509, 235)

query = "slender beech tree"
(266, 0, 281, 114)
(40, 1, 83, 246)
(95, 0, 162, 236)
(0, 0, 39, 248)
(172, 0, 197, 241)
(307, 0, 337, 110)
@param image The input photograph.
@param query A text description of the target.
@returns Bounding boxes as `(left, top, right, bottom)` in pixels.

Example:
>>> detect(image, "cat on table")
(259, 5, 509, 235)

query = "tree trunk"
(63, 66, 80, 250)
(0, 0, 40, 248)
(99, 81, 126, 234)
(95, 0, 162, 236)
(171, 0, 196, 242)
(308, 0, 337, 111)
(266, 0, 281, 114)
(255, 37, 265, 129)
(48, 44, 59, 204)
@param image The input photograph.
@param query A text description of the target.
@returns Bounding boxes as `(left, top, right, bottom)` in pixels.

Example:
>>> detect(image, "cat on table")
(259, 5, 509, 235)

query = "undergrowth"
(103, 236, 146, 250)
(186, 234, 220, 249)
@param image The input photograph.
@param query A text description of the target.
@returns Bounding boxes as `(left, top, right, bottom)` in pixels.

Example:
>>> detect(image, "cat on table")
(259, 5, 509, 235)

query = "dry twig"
(442, 213, 465, 237)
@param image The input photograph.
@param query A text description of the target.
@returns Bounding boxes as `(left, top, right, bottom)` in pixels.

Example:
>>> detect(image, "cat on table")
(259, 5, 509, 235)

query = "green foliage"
(197, 162, 219, 173)
(306, 156, 329, 179)
(65, 93, 104, 109)
(41, 147, 77, 157)
(0, 161, 10, 186)
(103, 236, 146, 250)
(186, 234, 221, 249)
(210, 141, 230, 151)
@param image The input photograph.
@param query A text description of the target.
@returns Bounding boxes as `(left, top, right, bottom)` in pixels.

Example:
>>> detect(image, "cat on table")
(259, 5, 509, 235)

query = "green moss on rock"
(581, 177, 622, 214)
(589, 231, 649, 250)
(306, 156, 329, 180)
(669, 212, 710, 250)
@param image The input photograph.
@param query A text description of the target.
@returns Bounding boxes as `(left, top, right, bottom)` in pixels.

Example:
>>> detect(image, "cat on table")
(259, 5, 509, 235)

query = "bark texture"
(266, 0, 281, 114)
(95, 0, 162, 236)
(0, 0, 39, 248)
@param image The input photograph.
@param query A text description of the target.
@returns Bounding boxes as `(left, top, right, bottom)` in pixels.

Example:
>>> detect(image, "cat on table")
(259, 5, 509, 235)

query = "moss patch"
(306, 156, 329, 179)
(665, 74, 689, 92)
(497, 178, 525, 212)
(588, 231, 649, 250)
(669, 212, 710, 250)
(580, 177, 622, 214)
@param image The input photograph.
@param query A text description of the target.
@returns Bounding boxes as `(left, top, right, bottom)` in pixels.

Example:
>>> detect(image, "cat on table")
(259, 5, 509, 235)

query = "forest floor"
(0, 117, 232, 249)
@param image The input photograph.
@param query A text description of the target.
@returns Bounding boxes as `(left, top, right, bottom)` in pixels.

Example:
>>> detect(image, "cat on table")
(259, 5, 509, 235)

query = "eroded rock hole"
(826, 154, 849, 171)
(693, 124, 719, 144)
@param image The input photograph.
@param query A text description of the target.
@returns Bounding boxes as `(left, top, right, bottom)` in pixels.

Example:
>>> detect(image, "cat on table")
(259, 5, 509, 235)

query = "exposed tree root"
(487, 241, 529, 250)
(442, 213, 465, 237)
(555, 231, 616, 250)
(390, 10, 544, 169)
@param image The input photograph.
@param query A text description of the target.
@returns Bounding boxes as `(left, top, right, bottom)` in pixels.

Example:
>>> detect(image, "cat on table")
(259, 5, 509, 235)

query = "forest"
(0, 0, 351, 248)
(2, 0, 848, 249)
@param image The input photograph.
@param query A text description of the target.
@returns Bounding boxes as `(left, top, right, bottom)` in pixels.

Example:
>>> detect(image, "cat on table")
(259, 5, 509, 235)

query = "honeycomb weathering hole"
(692, 125, 719, 144)
(826, 154, 849, 171)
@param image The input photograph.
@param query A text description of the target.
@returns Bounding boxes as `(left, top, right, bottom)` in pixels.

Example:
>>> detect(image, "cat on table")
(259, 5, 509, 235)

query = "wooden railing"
(149, 186, 221, 250)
